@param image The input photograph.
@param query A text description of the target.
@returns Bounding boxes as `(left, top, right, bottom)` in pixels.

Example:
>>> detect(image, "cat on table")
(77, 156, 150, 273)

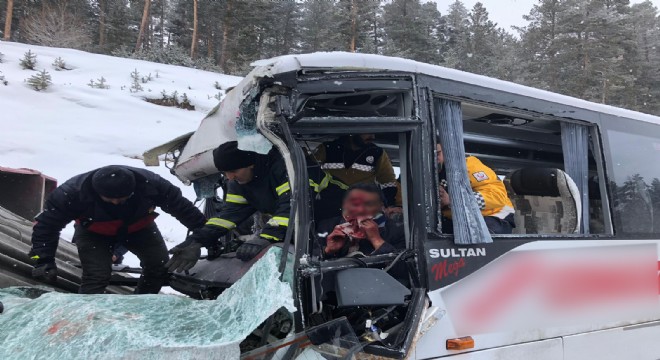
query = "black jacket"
(30, 166, 206, 261)
(196, 150, 291, 246)
(316, 215, 406, 259)
(314, 138, 399, 207)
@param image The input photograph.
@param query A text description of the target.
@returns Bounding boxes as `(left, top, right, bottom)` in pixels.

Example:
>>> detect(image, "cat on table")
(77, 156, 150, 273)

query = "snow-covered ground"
(0, 41, 242, 267)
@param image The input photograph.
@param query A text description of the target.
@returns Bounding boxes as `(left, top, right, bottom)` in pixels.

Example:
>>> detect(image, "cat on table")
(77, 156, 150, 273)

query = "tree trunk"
(350, 0, 358, 52)
(3, 0, 14, 41)
(219, 0, 233, 73)
(135, 0, 151, 52)
(160, 0, 165, 48)
(147, 12, 152, 49)
(373, 16, 378, 53)
(191, 0, 199, 59)
(98, 0, 106, 46)
(207, 28, 214, 59)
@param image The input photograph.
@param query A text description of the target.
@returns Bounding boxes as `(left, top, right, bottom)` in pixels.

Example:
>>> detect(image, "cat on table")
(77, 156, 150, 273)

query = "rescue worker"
(29, 165, 206, 294)
(166, 141, 292, 272)
(317, 183, 405, 258)
(436, 143, 515, 234)
(313, 134, 402, 212)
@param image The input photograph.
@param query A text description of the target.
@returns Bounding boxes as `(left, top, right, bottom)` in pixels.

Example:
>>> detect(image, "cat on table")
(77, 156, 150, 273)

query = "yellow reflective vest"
(441, 156, 514, 219)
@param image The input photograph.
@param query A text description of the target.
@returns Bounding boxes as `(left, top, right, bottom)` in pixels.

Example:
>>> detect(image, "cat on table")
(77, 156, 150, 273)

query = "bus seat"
(505, 168, 581, 234)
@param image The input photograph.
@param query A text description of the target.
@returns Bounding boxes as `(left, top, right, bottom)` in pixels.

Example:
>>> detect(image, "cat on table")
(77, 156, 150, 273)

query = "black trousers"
(74, 224, 169, 294)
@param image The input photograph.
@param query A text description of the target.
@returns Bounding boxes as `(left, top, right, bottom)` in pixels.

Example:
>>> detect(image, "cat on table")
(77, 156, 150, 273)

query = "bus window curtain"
(435, 98, 492, 244)
(561, 122, 590, 233)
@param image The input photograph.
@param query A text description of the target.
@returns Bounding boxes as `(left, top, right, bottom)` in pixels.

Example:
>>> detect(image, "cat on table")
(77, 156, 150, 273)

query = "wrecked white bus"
(145, 52, 660, 359)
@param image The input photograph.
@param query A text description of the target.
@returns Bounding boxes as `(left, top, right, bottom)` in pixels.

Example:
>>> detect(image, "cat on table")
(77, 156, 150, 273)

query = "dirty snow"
(0, 41, 242, 267)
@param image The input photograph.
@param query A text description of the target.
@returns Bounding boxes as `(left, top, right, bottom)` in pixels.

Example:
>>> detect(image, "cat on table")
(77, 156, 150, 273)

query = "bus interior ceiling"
(294, 101, 596, 178)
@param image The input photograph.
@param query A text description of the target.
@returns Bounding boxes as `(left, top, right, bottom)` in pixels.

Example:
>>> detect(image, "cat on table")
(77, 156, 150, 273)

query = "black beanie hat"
(213, 141, 257, 171)
(92, 166, 136, 198)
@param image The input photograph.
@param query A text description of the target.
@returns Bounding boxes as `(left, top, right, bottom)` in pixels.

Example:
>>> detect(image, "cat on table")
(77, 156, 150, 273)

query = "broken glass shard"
(0, 248, 294, 360)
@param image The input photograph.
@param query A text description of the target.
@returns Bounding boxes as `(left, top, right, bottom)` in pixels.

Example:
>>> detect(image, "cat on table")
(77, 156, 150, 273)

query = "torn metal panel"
(142, 131, 194, 167)
(172, 65, 279, 183)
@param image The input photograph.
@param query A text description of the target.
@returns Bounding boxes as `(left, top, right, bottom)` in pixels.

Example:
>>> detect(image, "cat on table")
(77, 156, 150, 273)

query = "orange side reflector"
(446, 336, 475, 350)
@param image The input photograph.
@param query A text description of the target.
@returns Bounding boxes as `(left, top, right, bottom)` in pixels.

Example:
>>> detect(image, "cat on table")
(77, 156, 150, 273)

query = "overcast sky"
(435, 0, 660, 33)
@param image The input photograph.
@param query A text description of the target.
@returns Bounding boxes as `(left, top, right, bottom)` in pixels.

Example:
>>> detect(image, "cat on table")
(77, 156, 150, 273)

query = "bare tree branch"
(21, 2, 91, 49)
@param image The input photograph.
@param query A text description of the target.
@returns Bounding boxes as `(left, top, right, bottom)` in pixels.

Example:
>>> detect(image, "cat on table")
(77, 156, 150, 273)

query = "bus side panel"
(563, 322, 660, 360)
(416, 239, 660, 359)
(426, 338, 563, 360)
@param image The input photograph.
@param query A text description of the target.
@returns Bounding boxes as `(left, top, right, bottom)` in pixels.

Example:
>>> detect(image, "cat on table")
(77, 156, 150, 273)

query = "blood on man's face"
(342, 189, 382, 218)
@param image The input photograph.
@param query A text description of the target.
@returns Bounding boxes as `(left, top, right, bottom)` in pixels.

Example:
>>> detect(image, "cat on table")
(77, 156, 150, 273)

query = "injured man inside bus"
(317, 183, 406, 259)
(436, 143, 516, 234)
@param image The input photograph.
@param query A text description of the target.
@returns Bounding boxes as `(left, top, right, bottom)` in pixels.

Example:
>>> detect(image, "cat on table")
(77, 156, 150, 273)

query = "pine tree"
(300, 0, 342, 52)
(441, 0, 471, 69)
(516, 0, 566, 90)
(382, 0, 441, 63)
(52, 57, 68, 71)
(335, 0, 381, 52)
(168, 0, 194, 51)
(20, 50, 37, 70)
(463, 2, 500, 75)
(267, 1, 301, 56)
(107, 0, 136, 52)
(614, 174, 654, 233)
(489, 29, 520, 82)
(651, 177, 660, 232)
(361, 1, 384, 54)
(626, 1, 660, 114)
(130, 69, 143, 92)
(27, 69, 52, 91)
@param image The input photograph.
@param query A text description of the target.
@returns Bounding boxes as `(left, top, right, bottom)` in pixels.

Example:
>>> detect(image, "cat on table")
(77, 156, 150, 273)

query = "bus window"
(605, 126, 660, 236)
(297, 90, 412, 118)
(436, 101, 609, 236)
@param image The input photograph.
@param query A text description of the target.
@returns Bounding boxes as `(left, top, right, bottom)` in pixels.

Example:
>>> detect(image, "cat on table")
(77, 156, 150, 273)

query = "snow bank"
(0, 41, 242, 266)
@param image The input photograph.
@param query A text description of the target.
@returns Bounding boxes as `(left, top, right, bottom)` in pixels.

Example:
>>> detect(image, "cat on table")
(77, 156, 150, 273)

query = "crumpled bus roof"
(251, 51, 660, 125)
(167, 51, 660, 183)
(172, 64, 275, 183)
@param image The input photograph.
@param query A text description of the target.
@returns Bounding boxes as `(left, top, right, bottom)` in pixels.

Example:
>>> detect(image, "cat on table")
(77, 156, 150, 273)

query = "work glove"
(206, 242, 223, 261)
(166, 240, 202, 273)
(186, 226, 226, 248)
(236, 236, 272, 261)
(32, 261, 58, 283)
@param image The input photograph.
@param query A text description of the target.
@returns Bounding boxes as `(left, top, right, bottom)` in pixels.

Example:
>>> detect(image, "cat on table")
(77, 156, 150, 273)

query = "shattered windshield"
(0, 248, 294, 360)
(171, 71, 275, 183)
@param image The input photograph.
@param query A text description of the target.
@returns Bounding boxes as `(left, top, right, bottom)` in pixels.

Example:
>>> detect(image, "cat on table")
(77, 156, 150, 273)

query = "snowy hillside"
(0, 41, 242, 266)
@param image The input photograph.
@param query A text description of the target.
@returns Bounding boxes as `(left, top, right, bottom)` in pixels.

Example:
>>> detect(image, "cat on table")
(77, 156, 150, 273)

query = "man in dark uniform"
(314, 134, 401, 211)
(29, 165, 207, 294)
(166, 141, 293, 272)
